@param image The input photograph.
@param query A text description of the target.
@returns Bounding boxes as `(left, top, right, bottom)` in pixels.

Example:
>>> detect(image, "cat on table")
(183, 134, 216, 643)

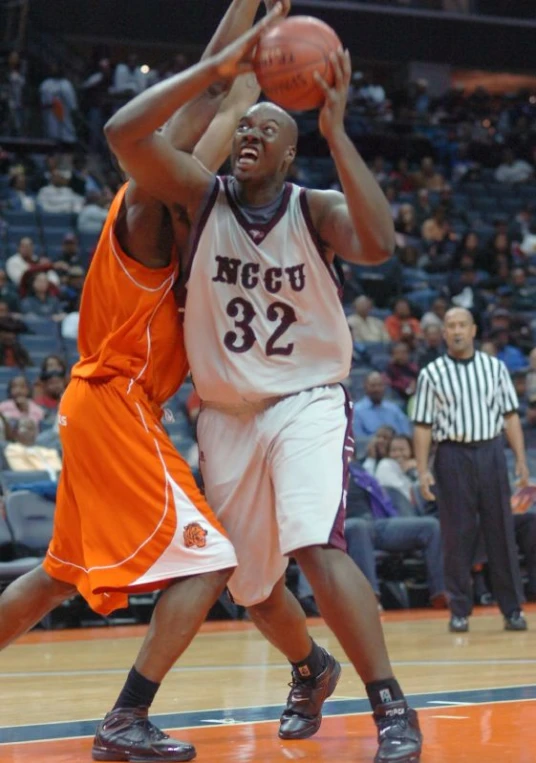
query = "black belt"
(438, 436, 500, 449)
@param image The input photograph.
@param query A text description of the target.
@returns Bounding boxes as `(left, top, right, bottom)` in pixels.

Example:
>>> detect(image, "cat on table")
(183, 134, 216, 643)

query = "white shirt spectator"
(61, 311, 79, 340)
(112, 62, 146, 97)
(37, 183, 84, 214)
(77, 202, 108, 235)
(520, 232, 536, 257)
(39, 73, 78, 144)
(6, 253, 60, 288)
(495, 159, 534, 185)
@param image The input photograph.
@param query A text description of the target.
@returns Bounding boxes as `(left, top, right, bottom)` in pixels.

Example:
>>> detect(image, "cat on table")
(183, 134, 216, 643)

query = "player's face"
(232, 112, 292, 182)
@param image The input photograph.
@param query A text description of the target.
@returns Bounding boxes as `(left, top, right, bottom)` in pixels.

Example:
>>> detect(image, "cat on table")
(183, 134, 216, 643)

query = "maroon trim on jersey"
(298, 188, 343, 300)
(327, 385, 354, 553)
(223, 176, 292, 245)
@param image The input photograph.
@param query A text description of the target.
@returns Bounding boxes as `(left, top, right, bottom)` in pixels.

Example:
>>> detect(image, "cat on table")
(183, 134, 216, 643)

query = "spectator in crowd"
(60, 265, 85, 313)
(394, 204, 420, 240)
(421, 204, 456, 245)
(495, 148, 534, 185)
(69, 155, 102, 197)
(4, 417, 62, 477)
(347, 296, 391, 344)
(384, 298, 422, 344)
(112, 54, 147, 105)
(362, 425, 395, 475)
(6, 237, 38, 286)
(56, 233, 82, 267)
(20, 272, 64, 320)
(414, 188, 434, 226)
(390, 157, 415, 193)
(0, 317, 31, 368)
(5, 51, 26, 136)
(354, 372, 412, 438)
(0, 274, 20, 313)
(61, 295, 80, 340)
(80, 58, 114, 153)
(384, 185, 401, 220)
(77, 190, 109, 235)
(486, 231, 513, 272)
(510, 268, 536, 312)
(490, 328, 528, 374)
(39, 63, 78, 146)
(519, 221, 536, 259)
(413, 157, 445, 192)
(0, 376, 44, 424)
(7, 168, 35, 212)
(420, 297, 449, 331)
(33, 369, 66, 417)
(36, 170, 84, 214)
(449, 262, 487, 320)
(417, 324, 444, 369)
(454, 231, 483, 269)
(385, 342, 419, 405)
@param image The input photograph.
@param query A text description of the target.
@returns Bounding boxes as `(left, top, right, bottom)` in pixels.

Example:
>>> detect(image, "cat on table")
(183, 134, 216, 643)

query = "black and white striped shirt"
(412, 351, 519, 443)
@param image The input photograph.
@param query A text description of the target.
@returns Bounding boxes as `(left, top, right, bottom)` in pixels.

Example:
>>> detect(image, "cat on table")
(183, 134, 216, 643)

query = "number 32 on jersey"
(224, 297, 297, 356)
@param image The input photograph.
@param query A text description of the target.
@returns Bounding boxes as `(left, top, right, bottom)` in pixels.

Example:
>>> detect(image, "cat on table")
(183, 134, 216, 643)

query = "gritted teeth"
(239, 146, 259, 160)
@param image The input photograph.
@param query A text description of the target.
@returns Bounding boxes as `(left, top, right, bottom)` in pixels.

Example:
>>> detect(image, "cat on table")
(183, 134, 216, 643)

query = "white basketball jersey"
(183, 177, 352, 405)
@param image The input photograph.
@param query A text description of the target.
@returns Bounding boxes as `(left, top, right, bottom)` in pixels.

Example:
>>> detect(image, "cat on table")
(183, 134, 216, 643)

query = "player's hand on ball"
(314, 48, 351, 140)
(264, 0, 290, 17)
(214, 2, 283, 80)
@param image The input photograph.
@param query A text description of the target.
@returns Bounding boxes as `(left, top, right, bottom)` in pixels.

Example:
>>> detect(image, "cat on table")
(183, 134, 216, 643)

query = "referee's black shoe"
(92, 707, 196, 761)
(448, 615, 469, 633)
(373, 700, 422, 762)
(504, 609, 528, 631)
(278, 649, 341, 739)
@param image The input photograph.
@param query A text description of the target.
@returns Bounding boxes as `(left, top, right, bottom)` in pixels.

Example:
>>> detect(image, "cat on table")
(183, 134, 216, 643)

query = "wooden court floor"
(1, 605, 536, 762)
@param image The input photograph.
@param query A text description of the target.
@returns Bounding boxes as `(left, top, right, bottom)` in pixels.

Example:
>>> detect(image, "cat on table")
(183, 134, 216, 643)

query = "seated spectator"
(0, 274, 20, 313)
(0, 412, 14, 443)
(417, 324, 444, 368)
(60, 265, 85, 313)
(454, 231, 483, 269)
(20, 272, 64, 320)
(414, 188, 433, 227)
(484, 232, 513, 273)
(0, 376, 44, 424)
(33, 369, 66, 414)
(421, 204, 456, 245)
(519, 221, 536, 258)
(412, 156, 445, 192)
(77, 190, 109, 235)
(375, 435, 420, 506)
(0, 318, 32, 368)
(296, 463, 447, 610)
(491, 328, 528, 373)
(385, 342, 419, 404)
(384, 298, 422, 343)
(347, 296, 391, 344)
(421, 297, 448, 331)
(384, 184, 401, 220)
(510, 268, 536, 312)
(7, 169, 36, 212)
(449, 264, 487, 322)
(389, 157, 415, 193)
(36, 170, 84, 214)
(4, 417, 61, 478)
(495, 148, 534, 185)
(56, 232, 82, 267)
(394, 204, 420, 240)
(362, 425, 395, 475)
(353, 372, 411, 437)
(6, 237, 38, 287)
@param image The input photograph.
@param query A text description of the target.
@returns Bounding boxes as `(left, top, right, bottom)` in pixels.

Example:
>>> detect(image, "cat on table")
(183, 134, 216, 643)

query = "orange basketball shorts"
(43, 377, 237, 615)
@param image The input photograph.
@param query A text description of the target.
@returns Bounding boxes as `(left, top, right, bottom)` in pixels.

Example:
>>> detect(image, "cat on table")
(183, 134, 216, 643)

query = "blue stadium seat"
(25, 319, 61, 337)
(3, 210, 38, 228)
(5, 490, 55, 554)
(38, 211, 76, 230)
(20, 335, 62, 354)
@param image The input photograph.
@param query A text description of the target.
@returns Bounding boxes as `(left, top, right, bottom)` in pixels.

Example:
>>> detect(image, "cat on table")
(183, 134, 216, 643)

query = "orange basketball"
(253, 16, 342, 112)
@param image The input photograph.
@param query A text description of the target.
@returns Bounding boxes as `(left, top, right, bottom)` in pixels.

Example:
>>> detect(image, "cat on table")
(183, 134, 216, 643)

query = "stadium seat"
(5, 490, 55, 556)
(38, 212, 76, 230)
(3, 210, 38, 228)
(0, 513, 41, 589)
(20, 335, 62, 354)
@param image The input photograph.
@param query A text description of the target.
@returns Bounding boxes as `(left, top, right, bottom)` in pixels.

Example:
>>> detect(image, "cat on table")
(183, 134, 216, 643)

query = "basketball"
(253, 16, 342, 112)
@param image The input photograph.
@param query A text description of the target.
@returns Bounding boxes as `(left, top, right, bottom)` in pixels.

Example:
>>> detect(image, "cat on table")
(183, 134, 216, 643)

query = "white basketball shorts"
(197, 384, 354, 607)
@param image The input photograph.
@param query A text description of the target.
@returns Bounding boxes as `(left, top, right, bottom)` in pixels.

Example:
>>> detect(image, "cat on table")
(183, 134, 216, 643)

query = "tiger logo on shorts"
(183, 522, 208, 548)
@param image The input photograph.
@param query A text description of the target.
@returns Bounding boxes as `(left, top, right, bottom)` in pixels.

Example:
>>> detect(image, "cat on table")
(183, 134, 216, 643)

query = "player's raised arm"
(307, 49, 395, 265)
(105, 5, 283, 216)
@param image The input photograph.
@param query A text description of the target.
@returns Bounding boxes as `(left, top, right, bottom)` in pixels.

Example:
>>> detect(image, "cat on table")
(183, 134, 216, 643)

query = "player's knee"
(202, 567, 233, 595)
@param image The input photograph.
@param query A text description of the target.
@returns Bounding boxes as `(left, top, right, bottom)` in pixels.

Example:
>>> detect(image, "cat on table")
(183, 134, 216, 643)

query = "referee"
(412, 307, 530, 633)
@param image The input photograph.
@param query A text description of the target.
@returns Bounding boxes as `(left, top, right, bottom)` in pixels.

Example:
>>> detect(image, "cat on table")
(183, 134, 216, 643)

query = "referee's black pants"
(434, 437, 523, 618)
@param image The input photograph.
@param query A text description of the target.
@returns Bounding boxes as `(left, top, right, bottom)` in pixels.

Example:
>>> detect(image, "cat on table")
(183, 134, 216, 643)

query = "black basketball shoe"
(373, 700, 422, 763)
(92, 707, 196, 762)
(278, 648, 341, 739)
(504, 609, 528, 631)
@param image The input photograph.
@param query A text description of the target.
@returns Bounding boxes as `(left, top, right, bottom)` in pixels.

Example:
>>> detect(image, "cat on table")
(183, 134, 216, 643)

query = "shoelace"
(377, 715, 409, 738)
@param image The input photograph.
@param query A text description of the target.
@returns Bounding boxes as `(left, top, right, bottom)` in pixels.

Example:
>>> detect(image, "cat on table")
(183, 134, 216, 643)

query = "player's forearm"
(164, 0, 262, 150)
(504, 413, 527, 465)
(327, 129, 395, 259)
(105, 57, 221, 150)
(413, 424, 433, 476)
(202, 0, 262, 59)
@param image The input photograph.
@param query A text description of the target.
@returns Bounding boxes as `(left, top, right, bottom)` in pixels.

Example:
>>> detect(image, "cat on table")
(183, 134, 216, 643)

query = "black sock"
(113, 667, 160, 710)
(291, 640, 326, 681)
(366, 678, 404, 710)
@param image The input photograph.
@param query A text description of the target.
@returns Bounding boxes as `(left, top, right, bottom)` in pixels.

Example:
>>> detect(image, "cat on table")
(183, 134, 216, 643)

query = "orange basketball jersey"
(72, 183, 188, 407)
